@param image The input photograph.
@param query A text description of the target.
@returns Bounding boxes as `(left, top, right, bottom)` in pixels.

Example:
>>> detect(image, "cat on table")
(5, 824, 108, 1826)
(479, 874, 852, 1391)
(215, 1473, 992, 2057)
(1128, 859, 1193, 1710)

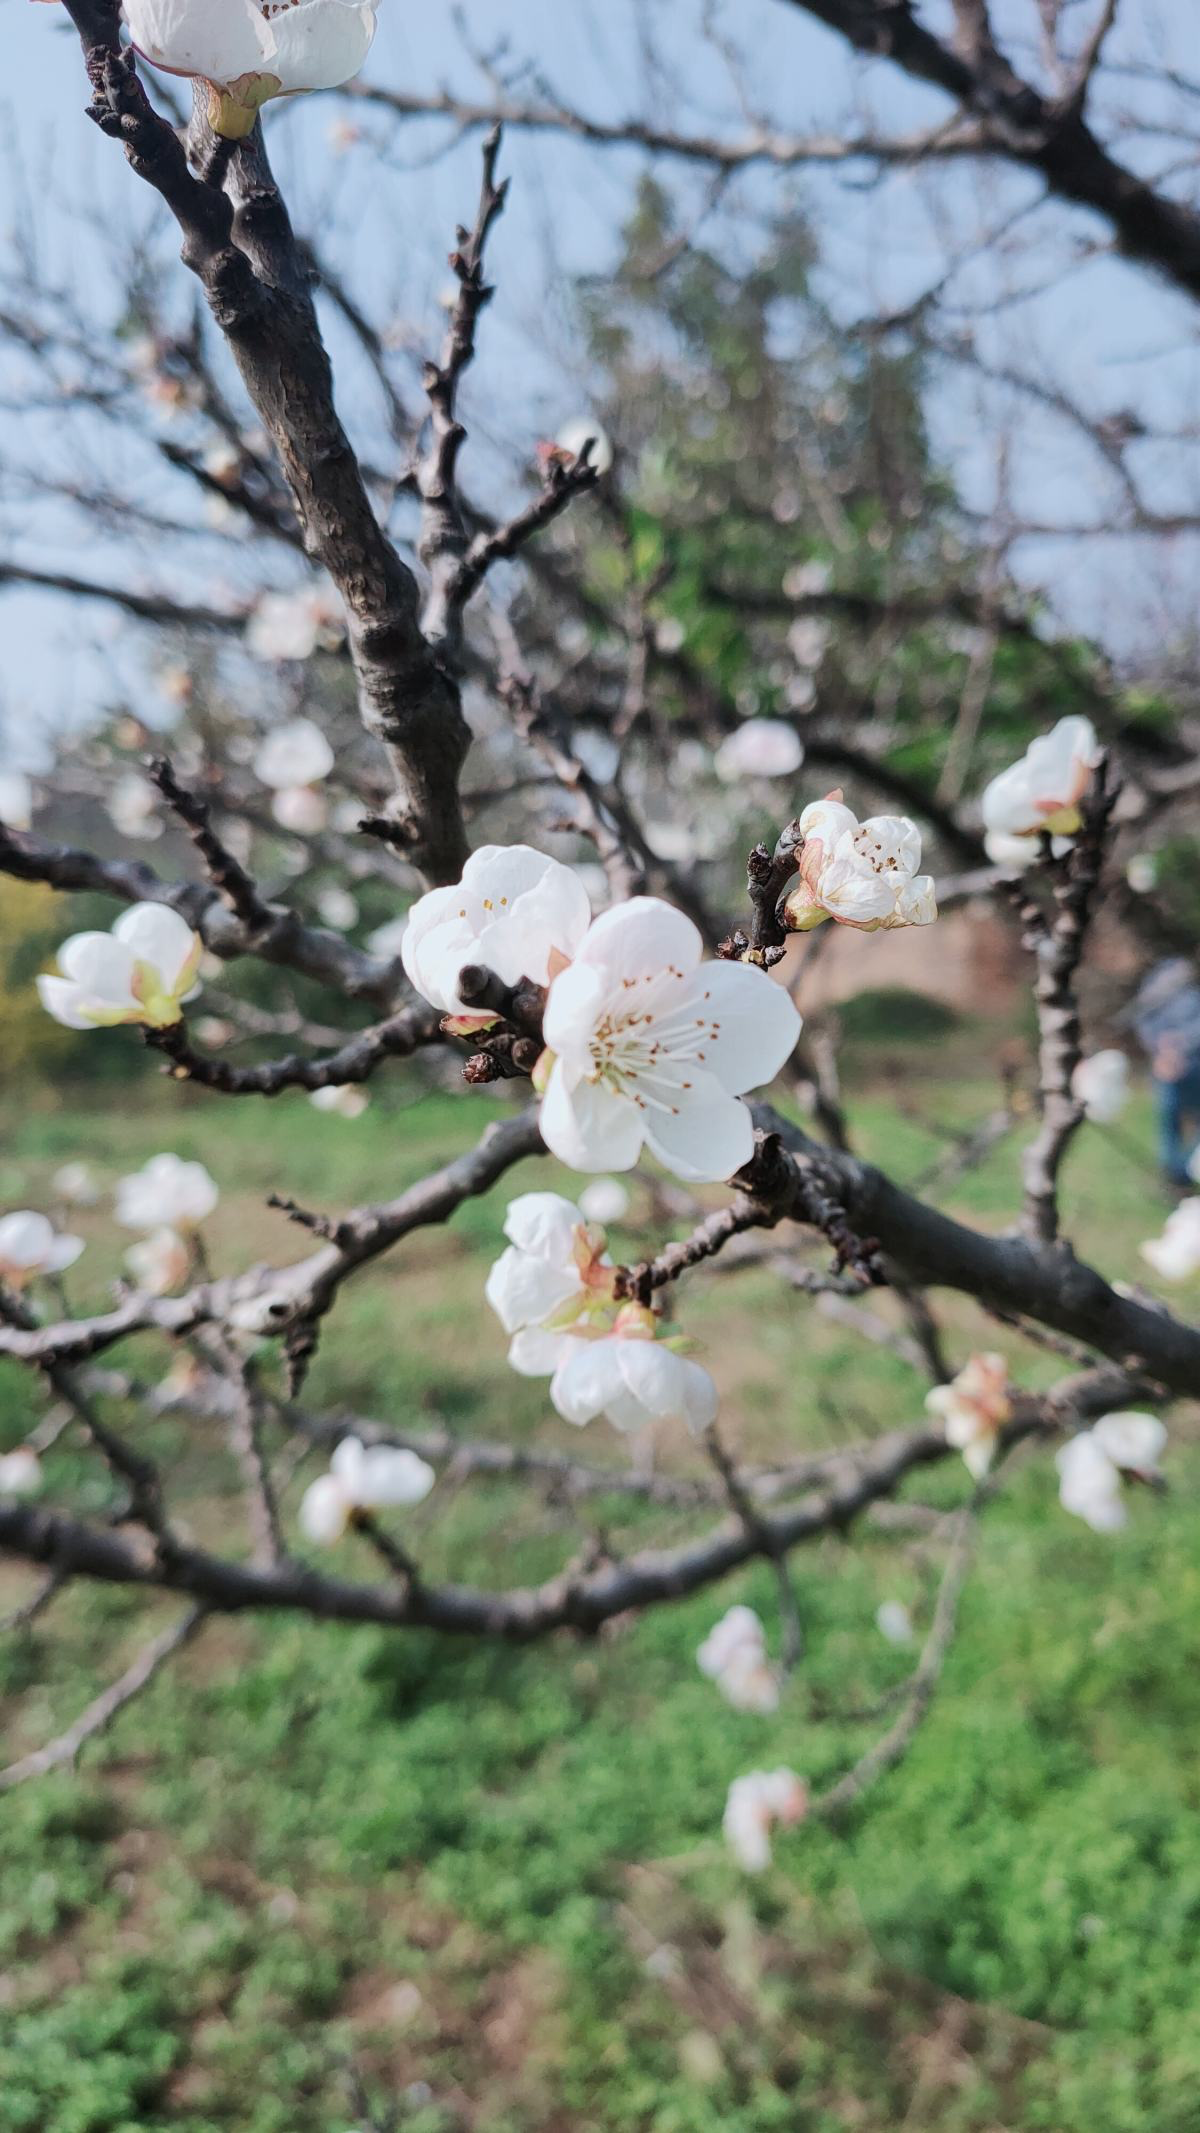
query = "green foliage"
(1, 1076, 1196, 2131)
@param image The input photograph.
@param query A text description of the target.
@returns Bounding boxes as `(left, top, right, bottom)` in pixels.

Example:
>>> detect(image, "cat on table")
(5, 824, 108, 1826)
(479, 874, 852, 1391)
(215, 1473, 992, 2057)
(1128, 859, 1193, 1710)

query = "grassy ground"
(1, 1044, 1198, 2133)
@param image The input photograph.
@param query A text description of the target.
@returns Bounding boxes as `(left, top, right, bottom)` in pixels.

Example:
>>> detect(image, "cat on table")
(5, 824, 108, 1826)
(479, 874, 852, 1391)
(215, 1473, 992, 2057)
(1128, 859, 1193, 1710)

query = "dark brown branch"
(146, 1002, 441, 1096)
(146, 754, 273, 935)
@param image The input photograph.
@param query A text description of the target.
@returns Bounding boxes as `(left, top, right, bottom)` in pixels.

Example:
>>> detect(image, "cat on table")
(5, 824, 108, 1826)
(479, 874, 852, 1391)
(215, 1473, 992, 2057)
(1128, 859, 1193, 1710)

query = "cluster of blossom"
(1141, 1200, 1200, 1284)
(980, 714, 1102, 865)
(86, 0, 383, 140)
(928, 1352, 1168, 1532)
(696, 1605, 779, 1714)
(299, 1436, 435, 1545)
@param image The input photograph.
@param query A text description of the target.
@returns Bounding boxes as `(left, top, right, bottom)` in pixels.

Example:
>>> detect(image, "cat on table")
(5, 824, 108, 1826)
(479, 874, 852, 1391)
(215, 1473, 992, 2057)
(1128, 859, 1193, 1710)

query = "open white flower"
(125, 0, 379, 140)
(875, 1599, 914, 1647)
(548, 1305, 718, 1437)
(981, 715, 1101, 841)
(403, 845, 593, 1023)
(116, 1154, 218, 1232)
(0, 1447, 43, 1499)
(52, 1162, 101, 1207)
(486, 1191, 616, 1372)
(38, 903, 202, 1032)
(0, 1211, 84, 1289)
(1072, 1049, 1129, 1125)
(925, 1352, 1010, 1479)
(0, 769, 32, 829)
(309, 1083, 369, 1118)
(781, 793, 937, 934)
(108, 771, 162, 841)
(124, 1228, 190, 1296)
(714, 721, 804, 783)
(1056, 1412, 1167, 1534)
(697, 1605, 779, 1715)
(298, 1435, 435, 1546)
(540, 896, 801, 1181)
(723, 1768, 808, 1872)
(1140, 1199, 1200, 1283)
(556, 416, 614, 475)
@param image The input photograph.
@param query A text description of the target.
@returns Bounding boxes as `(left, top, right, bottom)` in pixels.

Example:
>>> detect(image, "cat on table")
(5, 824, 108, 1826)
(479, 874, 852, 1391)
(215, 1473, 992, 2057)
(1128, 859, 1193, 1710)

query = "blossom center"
(585, 970, 722, 1114)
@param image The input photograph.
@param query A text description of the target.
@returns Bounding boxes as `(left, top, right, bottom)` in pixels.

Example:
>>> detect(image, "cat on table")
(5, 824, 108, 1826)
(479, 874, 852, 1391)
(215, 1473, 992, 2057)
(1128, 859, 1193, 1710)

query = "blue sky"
(3, 0, 1200, 764)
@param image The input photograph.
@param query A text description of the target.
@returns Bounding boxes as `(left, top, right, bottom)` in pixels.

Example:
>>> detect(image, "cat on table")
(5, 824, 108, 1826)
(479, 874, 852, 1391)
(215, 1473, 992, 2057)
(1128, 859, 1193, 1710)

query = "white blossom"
(485, 1191, 615, 1372)
(0, 770, 32, 829)
(38, 903, 202, 1032)
(781, 793, 937, 934)
(875, 1599, 914, 1647)
(108, 772, 163, 841)
(309, 1084, 369, 1118)
(540, 895, 801, 1181)
(402, 845, 593, 1022)
(1056, 1412, 1167, 1534)
(1140, 1199, 1200, 1283)
(316, 885, 359, 932)
(271, 785, 329, 834)
(125, 0, 379, 140)
(1072, 1049, 1130, 1125)
(556, 416, 614, 474)
(723, 1768, 808, 1872)
(714, 721, 805, 783)
(697, 1605, 779, 1714)
(124, 1228, 190, 1296)
(984, 827, 1071, 872)
(0, 1447, 43, 1499)
(0, 1211, 84, 1289)
(116, 1154, 218, 1232)
(925, 1352, 1010, 1479)
(298, 1436, 435, 1546)
(577, 1178, 631, 1226)
(1126, 852, 1158, 894)
(980, 715, 1102, 841)
(548, 1306, 719, 1437)
(52, 1163, 101, 1207)
(254, 718, 335, 790)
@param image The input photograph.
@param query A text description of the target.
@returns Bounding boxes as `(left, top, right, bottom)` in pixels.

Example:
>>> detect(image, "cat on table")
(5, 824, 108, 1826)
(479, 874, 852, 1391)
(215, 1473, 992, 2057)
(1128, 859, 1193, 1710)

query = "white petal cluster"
(0, 1447, 43, 1499)
(108, 772, 162, 841)
(541, 896, 801, 1180)
(925, 1352, 1010, 1479)
(1071, 1048, 1129, 1125)
(697, 1605, 779, 1714)
(403, 845, 593, 1023)
(781, 793, 937, 935)
(714, 721, 804, 783)
(309, 1084, 369, 1118)
(253, 717, 335, 833)
(556, 416, 614, 475)
(0, 1212, 84, 1289)
(1056, 1412, 1166, 1534)
(116, 1154, 218, 1232)
(52, 1163, 101, 1207)
(0, 770, 33, 829)
(125, 0, 379, 138)
(38, 903, 202, 1032)
(298, 1436, 435, 1546)
(485, 1192, 612, 1367)
(124, 1228, 191, 1297)
(723, 1768, 807, 1872)
(875, 1599, 914, 1647)
(981, 715, 1101, 841)
(548, 1308, 718, 1437)
(1140, 1199, 1200, 1283)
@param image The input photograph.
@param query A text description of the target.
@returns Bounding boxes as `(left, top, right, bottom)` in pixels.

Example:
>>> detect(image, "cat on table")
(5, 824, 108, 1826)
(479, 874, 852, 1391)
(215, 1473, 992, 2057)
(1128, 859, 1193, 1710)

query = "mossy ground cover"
(0, 1049, 1196, 2133)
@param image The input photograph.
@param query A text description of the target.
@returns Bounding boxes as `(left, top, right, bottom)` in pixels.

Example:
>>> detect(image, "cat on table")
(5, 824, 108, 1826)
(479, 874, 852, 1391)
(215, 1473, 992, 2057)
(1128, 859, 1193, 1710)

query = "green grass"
(0, 1060, 1197, 2133)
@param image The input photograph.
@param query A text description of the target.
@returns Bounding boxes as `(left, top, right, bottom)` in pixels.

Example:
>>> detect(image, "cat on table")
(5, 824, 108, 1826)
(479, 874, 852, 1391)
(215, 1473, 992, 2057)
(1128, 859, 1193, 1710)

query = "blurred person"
(1131, 959, 1200, 1187)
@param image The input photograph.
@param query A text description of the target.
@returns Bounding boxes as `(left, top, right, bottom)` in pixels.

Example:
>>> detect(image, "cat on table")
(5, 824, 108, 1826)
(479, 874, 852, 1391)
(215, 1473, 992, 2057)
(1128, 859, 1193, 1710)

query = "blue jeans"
(1155, 1064, 1200, 1185)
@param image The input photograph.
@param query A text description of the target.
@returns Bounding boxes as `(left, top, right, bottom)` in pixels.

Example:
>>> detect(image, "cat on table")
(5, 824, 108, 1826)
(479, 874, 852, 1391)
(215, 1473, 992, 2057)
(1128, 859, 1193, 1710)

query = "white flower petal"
(539, 1061, 646, 1173)
(112, 902, 200, 991)
(572, 896, 703, 985)
(679, 961, 801, 1095)
(484, 1244, 581, 1336)
(641, 1068, 755, 1184)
